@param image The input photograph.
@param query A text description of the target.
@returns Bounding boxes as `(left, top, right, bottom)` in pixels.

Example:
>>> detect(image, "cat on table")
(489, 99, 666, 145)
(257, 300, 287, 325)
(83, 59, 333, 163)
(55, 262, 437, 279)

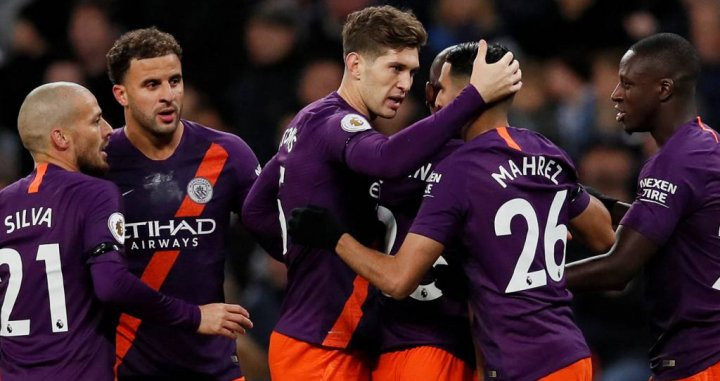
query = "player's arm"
(241, 155, 284, 260)
(288, 206, 443, 299)
(568, 195, 616, 253)
(565, 226, 658, 292)
(337, 233, 444, 299)
(344, 41, 521, 179)
(89, 250, 253, 339)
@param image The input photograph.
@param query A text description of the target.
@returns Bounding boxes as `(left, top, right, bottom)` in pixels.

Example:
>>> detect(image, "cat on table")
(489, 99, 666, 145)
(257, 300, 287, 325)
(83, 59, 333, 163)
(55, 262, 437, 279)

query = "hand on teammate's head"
(470, 39, 522, 103)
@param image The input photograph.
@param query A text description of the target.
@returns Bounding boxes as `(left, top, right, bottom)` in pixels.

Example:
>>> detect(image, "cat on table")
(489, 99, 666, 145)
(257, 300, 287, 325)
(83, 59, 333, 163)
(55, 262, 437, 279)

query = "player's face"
(360, 47, 419, 119)
(611, 50, 660, 134)
(117, 54, 184, 137)
(434, 63, 465, 111)
(71, 92, 113, 176)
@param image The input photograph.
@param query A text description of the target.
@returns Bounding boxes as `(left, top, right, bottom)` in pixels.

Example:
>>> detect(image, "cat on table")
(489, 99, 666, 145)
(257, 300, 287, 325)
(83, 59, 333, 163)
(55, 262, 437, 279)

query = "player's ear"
(658, 78, 673, 102)
(50, 128, 70, 151)
(345, 52, 362, 80)
(112, 84, 129, 107)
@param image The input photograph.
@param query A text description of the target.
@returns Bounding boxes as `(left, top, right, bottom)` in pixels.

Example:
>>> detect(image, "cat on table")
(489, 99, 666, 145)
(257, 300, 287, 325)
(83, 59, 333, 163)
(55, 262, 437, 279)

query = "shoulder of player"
(184, 119, 256, 156)
(72, 173, 120, 195)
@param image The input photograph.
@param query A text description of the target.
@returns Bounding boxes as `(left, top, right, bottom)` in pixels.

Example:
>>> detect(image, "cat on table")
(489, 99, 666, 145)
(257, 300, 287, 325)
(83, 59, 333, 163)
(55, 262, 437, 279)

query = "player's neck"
(337, 79, 372, 119)
(652, 102, 698, 147)
(33, 153, 78, 173)
(464, 105, 509, 141)
(124, 120, 184, 160)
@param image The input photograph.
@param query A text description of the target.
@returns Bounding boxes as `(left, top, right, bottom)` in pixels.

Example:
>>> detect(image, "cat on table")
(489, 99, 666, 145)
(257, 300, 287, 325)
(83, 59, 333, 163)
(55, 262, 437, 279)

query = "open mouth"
(158, 109, 176, 123)
(616, 111, 626, 122)
(386, 96, 404, 110)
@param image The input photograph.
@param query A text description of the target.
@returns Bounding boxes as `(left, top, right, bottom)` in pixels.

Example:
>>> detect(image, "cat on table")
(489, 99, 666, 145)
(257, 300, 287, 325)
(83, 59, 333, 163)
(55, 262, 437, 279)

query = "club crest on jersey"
(107, 212, 125, 244)
(187, 177, 213, 204)
(341, 114, 371, 133)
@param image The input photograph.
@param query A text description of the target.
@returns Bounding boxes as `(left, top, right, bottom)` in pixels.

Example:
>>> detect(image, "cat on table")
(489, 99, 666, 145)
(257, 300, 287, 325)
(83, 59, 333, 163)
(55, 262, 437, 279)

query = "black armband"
(87, 242, 122, 258)
(582, 185, 619, 211)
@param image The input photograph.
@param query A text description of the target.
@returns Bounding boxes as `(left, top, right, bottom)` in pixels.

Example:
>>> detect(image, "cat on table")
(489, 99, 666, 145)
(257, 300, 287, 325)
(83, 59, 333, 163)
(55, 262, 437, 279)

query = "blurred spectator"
(0, 0, 72, 177)
(67, 0, 123, 127)
(543, 52, 597, 159)
(688, 0, 720, 128)
(222, 0, 303, 164)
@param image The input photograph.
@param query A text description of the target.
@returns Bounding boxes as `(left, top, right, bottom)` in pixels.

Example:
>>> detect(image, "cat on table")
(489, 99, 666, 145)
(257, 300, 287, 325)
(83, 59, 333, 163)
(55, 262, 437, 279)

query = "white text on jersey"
(4, 207, 52, 234)
(491, 155, 563, 188)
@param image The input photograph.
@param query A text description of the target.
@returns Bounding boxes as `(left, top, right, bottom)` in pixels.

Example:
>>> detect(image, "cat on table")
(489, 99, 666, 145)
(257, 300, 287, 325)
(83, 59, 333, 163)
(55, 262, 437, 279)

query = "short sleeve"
(408, 157, 466, 245)
(620, 155, 701, 246)
(568, 184, 591, 219)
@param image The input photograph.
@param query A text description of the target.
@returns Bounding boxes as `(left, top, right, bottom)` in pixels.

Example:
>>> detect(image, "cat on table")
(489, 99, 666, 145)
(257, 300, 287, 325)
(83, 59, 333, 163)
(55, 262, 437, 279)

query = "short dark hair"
(629, 33, 700, 86)
(342, 6, 427, 59)
(445, 42, 509, 78)
(106, 27, 182, 84)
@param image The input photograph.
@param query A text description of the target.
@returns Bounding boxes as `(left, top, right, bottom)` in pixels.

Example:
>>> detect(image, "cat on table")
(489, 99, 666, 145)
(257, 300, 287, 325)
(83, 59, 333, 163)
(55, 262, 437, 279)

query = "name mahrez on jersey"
(491, 155, 563, 188)
(124, 218, 216, 251)
(4, 207, 52, 234)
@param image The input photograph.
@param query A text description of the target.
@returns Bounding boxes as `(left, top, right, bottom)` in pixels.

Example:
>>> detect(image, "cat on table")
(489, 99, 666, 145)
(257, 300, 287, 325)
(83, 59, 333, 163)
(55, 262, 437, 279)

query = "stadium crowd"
(1, 0, 720, 380)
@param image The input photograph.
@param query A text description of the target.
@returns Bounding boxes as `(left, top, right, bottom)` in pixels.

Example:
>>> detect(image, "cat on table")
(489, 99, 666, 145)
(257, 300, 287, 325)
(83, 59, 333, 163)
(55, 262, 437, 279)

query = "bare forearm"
(565, 254, 631, 292)
(335, 234, 415, 298)
(566, 226, 657, 292)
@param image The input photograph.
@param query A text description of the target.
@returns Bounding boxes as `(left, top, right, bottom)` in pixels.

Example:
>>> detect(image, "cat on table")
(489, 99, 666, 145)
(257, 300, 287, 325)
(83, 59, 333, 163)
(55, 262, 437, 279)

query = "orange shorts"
(539, 357, 592, 381)
(372, 346, 478, 381)
(655, 361, 720, 381)
(268, 331, 371, 381)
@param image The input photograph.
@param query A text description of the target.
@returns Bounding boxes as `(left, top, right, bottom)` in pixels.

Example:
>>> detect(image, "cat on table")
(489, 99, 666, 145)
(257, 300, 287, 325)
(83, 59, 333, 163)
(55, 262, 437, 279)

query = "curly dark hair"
(106, 27, 182, 84)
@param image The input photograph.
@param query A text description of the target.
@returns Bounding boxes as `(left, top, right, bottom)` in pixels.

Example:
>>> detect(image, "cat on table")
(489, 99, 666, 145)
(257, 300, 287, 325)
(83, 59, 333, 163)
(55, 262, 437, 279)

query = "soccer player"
(565, 33, 720, 381)
(242, 6, 521, 380)
(369, 44, 477, 381)
(104, 28, 260, 380)
(288, 42, 615, 381)
(0, 82, 251, 381)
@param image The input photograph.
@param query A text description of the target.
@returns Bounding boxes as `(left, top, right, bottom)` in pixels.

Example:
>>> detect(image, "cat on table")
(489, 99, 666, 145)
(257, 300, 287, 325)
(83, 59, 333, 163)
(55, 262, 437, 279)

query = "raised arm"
(345, 41, 521, 179)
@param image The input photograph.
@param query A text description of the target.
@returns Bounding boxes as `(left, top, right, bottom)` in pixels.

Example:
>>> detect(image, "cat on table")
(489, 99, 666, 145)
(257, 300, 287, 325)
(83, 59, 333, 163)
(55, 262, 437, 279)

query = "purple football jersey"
(620, 118, 720, 380)
(0, 164, 123, 380)
(261, 87, 486, 350)
(105, 120, 259, 379)
(410, 127, 591, 381)
(373, 139, 475, 363)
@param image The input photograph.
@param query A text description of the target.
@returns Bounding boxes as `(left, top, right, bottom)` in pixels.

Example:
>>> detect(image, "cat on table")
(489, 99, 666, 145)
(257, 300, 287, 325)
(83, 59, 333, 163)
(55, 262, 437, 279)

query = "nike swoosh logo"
(121, 189, 135, 197)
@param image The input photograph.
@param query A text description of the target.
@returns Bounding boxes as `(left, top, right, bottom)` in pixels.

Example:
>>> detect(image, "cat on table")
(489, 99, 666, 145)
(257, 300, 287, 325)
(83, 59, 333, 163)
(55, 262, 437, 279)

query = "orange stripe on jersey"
(496, 127, 522, 151)
(28, 163, 48, 194)
(321, 276, 370, 348)
(697, 116, 718, 143)
(115, 143, 229, 377)
(176, 143, 228, 217)
(115, 251, 181, 376)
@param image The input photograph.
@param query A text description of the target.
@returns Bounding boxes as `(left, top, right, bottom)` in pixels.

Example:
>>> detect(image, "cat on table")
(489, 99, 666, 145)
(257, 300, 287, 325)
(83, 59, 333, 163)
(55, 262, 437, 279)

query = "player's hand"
(433, 261, 470, 300)
(470, 39, 522, 103)
(288, 205, 345, 250)
(197, 303, 253, 340)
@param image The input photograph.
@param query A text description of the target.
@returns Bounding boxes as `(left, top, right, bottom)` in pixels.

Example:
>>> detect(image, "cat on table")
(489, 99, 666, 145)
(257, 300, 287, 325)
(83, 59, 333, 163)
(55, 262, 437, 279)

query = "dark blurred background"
(1, 0, 719, 380)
